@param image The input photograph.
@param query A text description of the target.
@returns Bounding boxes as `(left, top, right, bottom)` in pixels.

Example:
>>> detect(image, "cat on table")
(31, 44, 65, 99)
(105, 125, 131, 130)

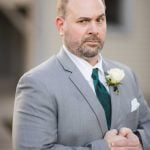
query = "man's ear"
(55, 17, 64, 36)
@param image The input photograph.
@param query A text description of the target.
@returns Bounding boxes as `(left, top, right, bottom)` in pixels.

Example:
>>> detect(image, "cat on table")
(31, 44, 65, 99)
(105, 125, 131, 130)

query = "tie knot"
(91, 68, 99, 80)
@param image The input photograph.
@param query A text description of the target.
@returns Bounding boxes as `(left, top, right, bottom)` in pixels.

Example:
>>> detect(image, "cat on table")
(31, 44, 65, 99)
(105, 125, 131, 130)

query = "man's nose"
(88, 22, 99, 35)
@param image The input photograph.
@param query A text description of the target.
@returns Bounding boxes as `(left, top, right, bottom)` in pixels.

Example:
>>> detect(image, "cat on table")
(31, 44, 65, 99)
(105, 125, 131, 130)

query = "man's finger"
(119, 127, 132, 137)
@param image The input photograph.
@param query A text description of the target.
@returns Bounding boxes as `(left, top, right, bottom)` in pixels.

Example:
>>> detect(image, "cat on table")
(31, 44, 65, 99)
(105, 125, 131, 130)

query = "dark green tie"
(91, 68, 111, 129)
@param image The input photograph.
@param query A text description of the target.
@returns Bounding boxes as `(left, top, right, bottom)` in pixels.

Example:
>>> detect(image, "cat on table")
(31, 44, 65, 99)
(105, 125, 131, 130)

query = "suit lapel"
(69, 71, 108, 134)
(103, 60, 122, 129)
(109, 87, 122, 129)
(57, 49, 108, 135)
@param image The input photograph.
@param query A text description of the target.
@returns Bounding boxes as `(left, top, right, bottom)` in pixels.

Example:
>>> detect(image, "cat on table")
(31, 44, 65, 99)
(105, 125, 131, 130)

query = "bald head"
(56, 0, 105, 18)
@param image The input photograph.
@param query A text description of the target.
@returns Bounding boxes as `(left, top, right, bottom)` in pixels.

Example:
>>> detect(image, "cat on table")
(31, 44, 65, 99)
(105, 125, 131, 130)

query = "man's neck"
(83, 55, 100, 66)
(63, 44, 101, 66)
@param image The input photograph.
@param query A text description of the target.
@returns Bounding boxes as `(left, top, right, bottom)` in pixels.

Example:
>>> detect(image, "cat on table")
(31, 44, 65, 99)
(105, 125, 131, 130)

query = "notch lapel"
(109, 87, 122, 129)
(70, 71, 108, 135)
(103, 59, 122, 129)
(57, 49, 108, 135)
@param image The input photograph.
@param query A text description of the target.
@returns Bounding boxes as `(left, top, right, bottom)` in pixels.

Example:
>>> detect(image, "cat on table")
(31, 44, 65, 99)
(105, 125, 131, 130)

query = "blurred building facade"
(0, 0, 33, 149)
(0, 0, 150, 149)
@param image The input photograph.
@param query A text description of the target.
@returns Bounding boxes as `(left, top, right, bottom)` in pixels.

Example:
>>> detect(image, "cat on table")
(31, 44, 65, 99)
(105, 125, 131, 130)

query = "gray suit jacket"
(13, 49, 150, 150)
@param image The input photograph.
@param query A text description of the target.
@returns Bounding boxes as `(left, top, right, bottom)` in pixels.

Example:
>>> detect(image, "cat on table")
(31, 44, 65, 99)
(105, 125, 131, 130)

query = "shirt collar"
(63, 45, 105, 82)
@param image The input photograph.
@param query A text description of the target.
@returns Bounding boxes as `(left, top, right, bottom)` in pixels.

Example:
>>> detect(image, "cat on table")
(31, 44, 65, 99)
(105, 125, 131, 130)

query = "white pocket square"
(131, 98, 140, 112)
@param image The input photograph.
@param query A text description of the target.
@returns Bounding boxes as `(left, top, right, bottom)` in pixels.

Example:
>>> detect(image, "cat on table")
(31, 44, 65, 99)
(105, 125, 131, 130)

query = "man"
(13, 0, 150, 149)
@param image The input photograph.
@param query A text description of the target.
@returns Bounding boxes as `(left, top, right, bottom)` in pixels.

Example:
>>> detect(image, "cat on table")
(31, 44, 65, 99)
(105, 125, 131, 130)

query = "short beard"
(77, 43, 103, 59)
(64, 34, 104, 60)
(77, 35, 104, 58)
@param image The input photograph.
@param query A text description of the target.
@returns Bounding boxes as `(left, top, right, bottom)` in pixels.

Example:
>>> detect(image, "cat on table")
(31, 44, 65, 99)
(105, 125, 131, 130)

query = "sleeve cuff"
(133, 130, 143, 146)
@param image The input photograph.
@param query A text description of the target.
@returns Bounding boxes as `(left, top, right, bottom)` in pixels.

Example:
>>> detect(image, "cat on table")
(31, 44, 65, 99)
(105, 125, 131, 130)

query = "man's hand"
(104, 129, 126, 149)
(104, 128, 142, 150)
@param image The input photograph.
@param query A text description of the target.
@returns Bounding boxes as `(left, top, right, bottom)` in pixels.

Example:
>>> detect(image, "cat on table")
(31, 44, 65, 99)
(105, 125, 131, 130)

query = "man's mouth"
(85, 40, 100, 46)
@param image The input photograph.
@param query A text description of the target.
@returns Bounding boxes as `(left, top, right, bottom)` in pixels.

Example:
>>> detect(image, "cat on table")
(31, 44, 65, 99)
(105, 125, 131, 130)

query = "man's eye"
(97, 17, 105, 23)
(78, 20, 89, 24)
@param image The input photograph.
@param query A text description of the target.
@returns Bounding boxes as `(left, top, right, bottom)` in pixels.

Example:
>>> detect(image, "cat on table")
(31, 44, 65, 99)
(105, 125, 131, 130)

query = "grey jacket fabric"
(13, 49, 150, 150)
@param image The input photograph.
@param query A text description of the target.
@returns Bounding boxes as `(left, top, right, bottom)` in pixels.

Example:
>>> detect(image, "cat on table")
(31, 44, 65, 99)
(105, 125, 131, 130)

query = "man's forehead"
(67, 0, 105, 18)
(67, 0, 104, 8)
(68, 0, 104, 5)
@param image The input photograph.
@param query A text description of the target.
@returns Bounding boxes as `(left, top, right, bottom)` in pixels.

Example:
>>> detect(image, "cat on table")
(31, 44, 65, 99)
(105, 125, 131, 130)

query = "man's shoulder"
(19, 55, 60, 83)
(103, 58, 132, 72)
(103, 58, 137, 81)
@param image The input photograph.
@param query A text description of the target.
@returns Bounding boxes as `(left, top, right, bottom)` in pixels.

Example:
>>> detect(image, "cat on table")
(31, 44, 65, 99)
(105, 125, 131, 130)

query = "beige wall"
(30, 0, 150, 102)
(104, 0, 150, 100)
(30, 0, 60, 68)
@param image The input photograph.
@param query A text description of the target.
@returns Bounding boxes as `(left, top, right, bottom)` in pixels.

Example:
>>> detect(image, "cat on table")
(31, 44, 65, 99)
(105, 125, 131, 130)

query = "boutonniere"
(105, 68, 125, 94)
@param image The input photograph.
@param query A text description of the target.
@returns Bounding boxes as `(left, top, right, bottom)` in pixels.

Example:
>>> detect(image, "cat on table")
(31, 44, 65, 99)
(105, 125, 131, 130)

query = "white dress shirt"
(63, 45, 109, 94)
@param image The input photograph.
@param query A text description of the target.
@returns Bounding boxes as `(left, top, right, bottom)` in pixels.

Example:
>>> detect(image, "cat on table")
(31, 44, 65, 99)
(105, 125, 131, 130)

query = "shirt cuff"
(133, 130, 143, 146)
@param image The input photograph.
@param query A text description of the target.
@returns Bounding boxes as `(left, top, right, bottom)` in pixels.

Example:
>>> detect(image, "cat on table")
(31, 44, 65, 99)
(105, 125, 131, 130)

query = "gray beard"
(76, 43, 103, 58)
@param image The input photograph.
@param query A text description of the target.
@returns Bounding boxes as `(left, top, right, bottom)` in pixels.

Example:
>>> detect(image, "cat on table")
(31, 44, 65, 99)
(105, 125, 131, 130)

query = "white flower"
(105, 68, 125, 94)
(107, 68, 125, 84)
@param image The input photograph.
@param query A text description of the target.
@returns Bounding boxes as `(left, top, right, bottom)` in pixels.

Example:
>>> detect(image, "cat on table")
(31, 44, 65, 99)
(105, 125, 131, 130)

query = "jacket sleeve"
(132, 71, 150, 150)
(12, 74, 109, 150)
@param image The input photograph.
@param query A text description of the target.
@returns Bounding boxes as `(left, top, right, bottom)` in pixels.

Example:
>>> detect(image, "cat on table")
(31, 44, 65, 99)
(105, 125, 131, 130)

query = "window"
(105, 0, 121, 25)
(105, 0, 132, 32)
(0, 10, 25, 94)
